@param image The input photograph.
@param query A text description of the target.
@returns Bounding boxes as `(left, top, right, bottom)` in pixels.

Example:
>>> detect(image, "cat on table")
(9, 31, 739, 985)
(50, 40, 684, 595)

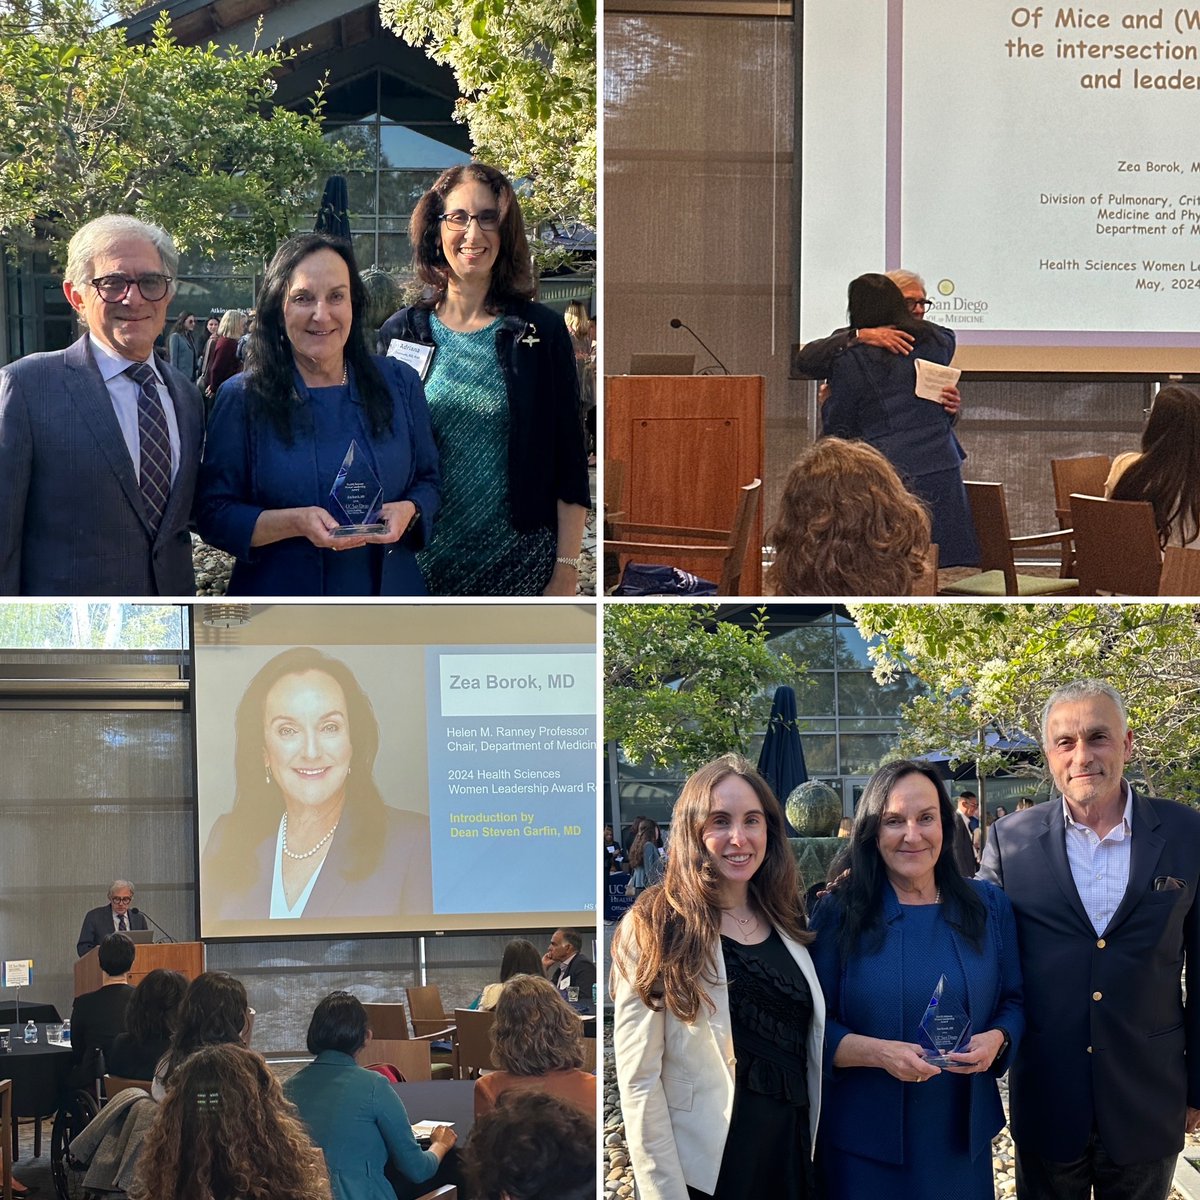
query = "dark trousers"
(1015, 1129, 1176, 1200)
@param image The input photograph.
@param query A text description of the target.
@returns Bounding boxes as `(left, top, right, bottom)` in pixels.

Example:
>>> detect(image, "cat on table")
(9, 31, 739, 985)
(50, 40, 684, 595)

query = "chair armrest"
(414, 1026, 456, 1042)
(1009, 529, 1073, 548)
(609, 522, 731, 540)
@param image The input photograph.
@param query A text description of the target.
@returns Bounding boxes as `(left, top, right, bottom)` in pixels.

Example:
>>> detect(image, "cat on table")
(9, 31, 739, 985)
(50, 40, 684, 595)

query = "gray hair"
(1040, 680, 1128, 744)
(64, 215, 178, 293)
(108, 879, 135, 899)
(886, 268, 925, 293)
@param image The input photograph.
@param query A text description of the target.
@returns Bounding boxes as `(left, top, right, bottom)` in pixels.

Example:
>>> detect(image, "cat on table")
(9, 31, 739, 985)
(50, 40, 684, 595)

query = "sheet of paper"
(387, 339, 435, 380)
(2, 960, 32, 988)
(411, 1121, 454, 1137)
(914, 358, 961, 403)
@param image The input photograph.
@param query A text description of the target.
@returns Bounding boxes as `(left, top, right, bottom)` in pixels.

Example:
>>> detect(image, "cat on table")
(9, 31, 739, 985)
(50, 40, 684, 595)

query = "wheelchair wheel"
(50, 1090, 99, 1200)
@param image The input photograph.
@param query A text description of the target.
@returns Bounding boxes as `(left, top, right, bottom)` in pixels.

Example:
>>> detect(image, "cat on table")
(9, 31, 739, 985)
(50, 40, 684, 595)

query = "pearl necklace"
(282, 813, 339, 860)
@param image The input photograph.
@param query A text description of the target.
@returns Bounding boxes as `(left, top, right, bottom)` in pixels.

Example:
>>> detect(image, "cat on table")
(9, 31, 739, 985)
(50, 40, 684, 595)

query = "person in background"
(129, 1043, 332, 1200)
(628, 818, 664, 895)
(463, 1091, 595, 1200)
(202, 307, 246, 402)
(542, 928, 596, 1001)
(153, 970, 251, 1100)
(77, 879, 148, 956)
(810, 760, 1023, 1199)
(766, 437, 932, 596)
(1107, 384, 1200, 550)
(107, 968, 187, 1081)
(378, 162, 590, 596)
(993, 805, 1009, 820)
(285, 991, 456, 1200)
(195, 314, 221, 385)
(471, 938, 545, 1011)
(70, 932, 137, 1087)
(473, 975, 596, 1120)
(168, 312, 198, 381)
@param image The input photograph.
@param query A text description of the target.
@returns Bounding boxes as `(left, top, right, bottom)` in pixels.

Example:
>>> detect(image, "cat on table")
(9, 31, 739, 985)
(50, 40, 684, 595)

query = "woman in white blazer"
(611, 754, 824, 1200)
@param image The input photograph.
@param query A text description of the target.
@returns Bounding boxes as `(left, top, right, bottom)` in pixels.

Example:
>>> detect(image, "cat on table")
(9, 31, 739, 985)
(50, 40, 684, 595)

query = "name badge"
(387, 338, 435, 380)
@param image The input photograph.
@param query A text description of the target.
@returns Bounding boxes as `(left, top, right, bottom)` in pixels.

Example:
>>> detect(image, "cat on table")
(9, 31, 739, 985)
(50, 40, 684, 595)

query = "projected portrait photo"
(200, 646, 432, 926)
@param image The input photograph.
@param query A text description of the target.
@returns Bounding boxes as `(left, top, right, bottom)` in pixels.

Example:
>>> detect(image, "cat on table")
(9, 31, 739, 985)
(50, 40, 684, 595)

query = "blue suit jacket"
(76, 905, 148, 957)
(822, 325, 962, 482)
(284, 1050, 439, 1200)
(978, 790, 1200, 1163)
(0, 335, 203, 595)
(194, 357, 440, 595)
(809, 879, 1024, 1167)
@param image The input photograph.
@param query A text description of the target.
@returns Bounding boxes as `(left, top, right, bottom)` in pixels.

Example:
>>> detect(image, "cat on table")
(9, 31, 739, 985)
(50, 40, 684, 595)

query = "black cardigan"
(377, 299, 591, 533)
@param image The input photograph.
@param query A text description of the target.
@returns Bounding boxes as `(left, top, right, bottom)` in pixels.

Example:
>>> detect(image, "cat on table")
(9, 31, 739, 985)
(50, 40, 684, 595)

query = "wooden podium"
(605, 375, 765, 593)
(74, 942, 205, 997)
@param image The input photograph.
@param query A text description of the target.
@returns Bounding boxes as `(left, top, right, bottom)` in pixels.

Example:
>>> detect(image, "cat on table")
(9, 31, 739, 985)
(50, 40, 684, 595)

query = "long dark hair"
(242, 233, 392, 444)
(125, 968, 187, 1045)
(846, 273, 938, 340)
(409, 162, 534, 312)
(171, 312, 195, 338)
(213, 647, 388, 897)
(498, 938, 544, 982)
(1110, 385, 1200, 548)
(826, 760, 985, 959)
(159, 972, 250, 1088)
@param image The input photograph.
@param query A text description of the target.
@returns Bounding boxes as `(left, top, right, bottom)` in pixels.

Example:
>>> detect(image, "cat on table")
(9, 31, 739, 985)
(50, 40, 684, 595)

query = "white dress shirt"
(1062, 781, 1133, 935)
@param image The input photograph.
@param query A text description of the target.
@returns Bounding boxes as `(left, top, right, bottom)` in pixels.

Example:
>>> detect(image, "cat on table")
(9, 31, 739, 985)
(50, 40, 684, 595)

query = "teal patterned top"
(416, 313, 555, 595)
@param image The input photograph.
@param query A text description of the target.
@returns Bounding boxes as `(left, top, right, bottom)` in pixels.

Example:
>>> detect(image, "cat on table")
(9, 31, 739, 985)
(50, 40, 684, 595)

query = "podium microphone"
(130, 907, 177, 944)
(669, 318, 730, 376)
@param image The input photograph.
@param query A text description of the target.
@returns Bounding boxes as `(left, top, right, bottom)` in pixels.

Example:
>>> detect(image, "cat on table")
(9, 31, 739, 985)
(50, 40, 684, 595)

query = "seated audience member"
(474, 975, 596, 1120)
(473, 938, 545, 1011)
(542, 928, 596, 1002)
(464, 1090, 595, 1200)
(765, 437, 932, 596)
(154, 970, 251, 1099)
(285, 991, 455, 1200)
(108, 968, 187, 1081)
(70, 932, 136, 1087)
(1107, 384, 1200, 549)
(128, 1043, 332, 1200)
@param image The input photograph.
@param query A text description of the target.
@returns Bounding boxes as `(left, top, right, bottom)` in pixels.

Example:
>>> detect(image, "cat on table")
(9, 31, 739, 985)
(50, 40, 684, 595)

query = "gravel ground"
(602, 1016, 1200, 1199)
(193, 466, 599, 598)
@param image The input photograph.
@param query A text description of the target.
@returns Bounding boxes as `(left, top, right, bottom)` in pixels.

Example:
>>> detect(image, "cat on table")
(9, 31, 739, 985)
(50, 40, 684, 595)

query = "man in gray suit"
(0, 214, 203, 595)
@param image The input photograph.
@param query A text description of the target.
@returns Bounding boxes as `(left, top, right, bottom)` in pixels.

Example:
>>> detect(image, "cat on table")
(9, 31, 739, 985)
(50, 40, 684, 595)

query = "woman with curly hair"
(1107, 384, 1200, 549)
(129, 1043, 331, 1200)
(611, 754, 825, 1200)
(474, 974, 596, 1119)
(766, 437, 932, 595)
(108, 968, 187, 1081)
(153, 972, 251, 1099)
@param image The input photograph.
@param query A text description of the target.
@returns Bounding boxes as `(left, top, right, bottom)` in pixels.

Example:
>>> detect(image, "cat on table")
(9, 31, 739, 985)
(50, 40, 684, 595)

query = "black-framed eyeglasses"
(90, 274, 172, 303)
(905, 296, 934, 312)
(438, 209, 500, 232)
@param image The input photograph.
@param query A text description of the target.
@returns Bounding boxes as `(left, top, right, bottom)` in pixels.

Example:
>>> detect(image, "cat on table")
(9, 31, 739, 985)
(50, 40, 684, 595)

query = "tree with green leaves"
(381, 0, 596, 246)
(604, 604, 797, 772)
(851, 602, 1200, 802)
(0, 0, 342, 267)
(0, 602, 183, 648)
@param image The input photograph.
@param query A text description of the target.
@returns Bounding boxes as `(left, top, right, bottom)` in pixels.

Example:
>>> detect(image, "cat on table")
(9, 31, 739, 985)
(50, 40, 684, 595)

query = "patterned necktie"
(125, 361, 172, 534)
(118, 914, 127, 931)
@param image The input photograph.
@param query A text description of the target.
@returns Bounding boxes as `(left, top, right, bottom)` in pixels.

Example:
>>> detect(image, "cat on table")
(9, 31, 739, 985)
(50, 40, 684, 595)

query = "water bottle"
(23, 1020, 36, 1044)
(61, 1019, 71, 1046)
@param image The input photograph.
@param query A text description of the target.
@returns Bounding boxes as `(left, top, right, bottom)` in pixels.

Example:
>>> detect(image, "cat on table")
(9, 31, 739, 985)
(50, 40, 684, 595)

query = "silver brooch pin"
(520, 323, 540, 347)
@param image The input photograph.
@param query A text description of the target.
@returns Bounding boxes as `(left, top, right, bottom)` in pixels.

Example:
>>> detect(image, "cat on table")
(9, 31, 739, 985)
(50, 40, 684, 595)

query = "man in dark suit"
(77, 880, 148, 957)
(0, 213, 203, 595)
(543, 928, 596, 1000)
(979, 680, 1200, 1200)
(69, 932, 136, 1087)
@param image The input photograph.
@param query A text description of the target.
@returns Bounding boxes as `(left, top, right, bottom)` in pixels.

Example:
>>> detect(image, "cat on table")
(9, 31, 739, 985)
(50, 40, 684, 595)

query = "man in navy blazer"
(0, 214, 203, 595)
(77, 880, 148, 957)
(979, 680, 1200, 1200)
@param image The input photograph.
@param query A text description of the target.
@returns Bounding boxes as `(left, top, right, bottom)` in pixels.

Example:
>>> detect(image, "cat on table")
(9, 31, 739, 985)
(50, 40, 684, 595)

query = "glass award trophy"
(329, 440, 387, 536)
(916, 973, 972, 1065)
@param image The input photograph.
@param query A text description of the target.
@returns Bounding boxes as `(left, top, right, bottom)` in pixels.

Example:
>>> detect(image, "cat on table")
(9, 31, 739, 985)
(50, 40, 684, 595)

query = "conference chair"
(363, 1002, 412, 1041)
(910, 544, 940, 596)
(405, 986, 453, 1039)
(1070, 494, 1162, 596)
(607, 478, 762, 595)
(451, 1008, 498, 1080)
(1158, 545, 1200, 595)
(940, 482, 1079, 597)
(1, 1079, 12, 1200)
(1050, 454, 1112, 574)
(361, 1039, 433, 1083)
(101, 1075, 152, 1102)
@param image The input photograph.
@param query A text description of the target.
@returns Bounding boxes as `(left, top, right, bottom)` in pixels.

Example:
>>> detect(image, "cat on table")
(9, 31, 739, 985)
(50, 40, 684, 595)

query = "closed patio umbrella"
(757, 685, 808, 837)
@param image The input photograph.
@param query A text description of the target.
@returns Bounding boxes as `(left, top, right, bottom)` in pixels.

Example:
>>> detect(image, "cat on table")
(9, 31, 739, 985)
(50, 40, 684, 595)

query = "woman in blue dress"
(809, 760, 1024, 1200)
(196, 234, 440, 595)
(378, 163, 591, 596)
(821, 273, 979, 566)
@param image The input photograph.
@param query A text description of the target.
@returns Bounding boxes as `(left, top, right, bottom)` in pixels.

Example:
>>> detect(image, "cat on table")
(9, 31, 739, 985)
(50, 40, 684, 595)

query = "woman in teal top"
(285, 992, 456, 1200)
(378, 162, 591, 596)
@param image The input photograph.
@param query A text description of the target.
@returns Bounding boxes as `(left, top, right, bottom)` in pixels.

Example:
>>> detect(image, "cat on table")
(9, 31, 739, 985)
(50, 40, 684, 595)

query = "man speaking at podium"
(77, 880, 148, 956)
